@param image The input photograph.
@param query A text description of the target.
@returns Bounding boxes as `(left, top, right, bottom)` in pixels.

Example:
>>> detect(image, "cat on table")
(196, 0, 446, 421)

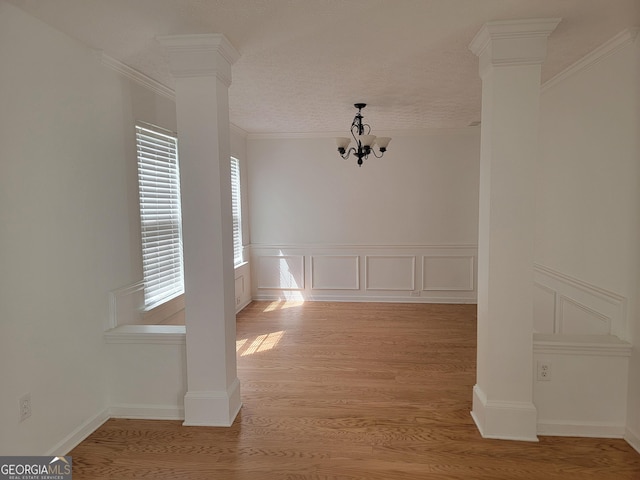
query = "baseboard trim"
(538, 420, 625, 438)
(183, 378, 242, 427)
(109, 404, 185, 420)
(235, 298, 252, 313)
(253, 293, 477, 304)
(46, 408, 110, 456)
(625, 427, 640, 453)
(472, 385, 539, 442)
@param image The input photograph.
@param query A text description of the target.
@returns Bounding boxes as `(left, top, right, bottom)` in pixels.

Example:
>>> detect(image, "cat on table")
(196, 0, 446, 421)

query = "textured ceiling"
(7, 0, 640, 134)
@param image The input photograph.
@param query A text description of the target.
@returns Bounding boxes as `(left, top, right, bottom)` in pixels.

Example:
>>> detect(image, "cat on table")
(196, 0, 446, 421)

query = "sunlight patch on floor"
(236, 338, 248, 352)
(238, 330, 286, 356)
(263, 300, 305, 312)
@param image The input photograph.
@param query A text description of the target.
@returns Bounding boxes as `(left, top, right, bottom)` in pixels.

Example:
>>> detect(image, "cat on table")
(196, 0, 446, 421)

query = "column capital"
(157, 33, 240, 85)
(469, 18, 561, 76)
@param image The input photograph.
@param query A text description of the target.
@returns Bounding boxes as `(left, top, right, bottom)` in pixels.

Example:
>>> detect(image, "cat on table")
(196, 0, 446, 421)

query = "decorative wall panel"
(251, 245, 477, 303)
(311, 255, 359, 290)
(533, 264, 627, 338)
(107, 281, 144, 329)
(422, 255, 474, 291)
(533, 283, 556, 334)
(365, 255, 415, 291)
(257, 255, 305, 290)
(558, 296, 611, 335)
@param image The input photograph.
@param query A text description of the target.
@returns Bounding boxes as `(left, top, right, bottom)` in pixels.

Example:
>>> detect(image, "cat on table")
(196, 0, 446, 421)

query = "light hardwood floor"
(70, 302, 640, 479)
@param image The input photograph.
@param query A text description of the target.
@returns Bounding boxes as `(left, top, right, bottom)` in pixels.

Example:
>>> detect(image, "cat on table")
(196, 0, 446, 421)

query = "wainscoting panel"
(257, 255, 305, 290)
(534, 333, 631, 438)
(532, 265, 631, 439)
(107, 281, 144, 329)
(558, 295, 611, 335)
(533, 264, 627, 338)
(533, 283, 556, 334)
(235, 276, 244, 301)
(366, 255, 416, 291)
(251, 245, 477, 303)
(106, 337, 187, 424)
(311, 255, 360, 290)
(234, 262, 252, 312)
(422, 255, 474, 291)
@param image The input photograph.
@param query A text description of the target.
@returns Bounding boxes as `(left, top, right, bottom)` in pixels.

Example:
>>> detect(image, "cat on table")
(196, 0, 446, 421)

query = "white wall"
(248, 132, 479, 245)
(534, 334, 631, 437)
(106, 329, 187, 421)
(0, 1, 176, 454)
(536, 33, 639, 302)
(534, 30, 640, 439)
(247, 131, 480, 302)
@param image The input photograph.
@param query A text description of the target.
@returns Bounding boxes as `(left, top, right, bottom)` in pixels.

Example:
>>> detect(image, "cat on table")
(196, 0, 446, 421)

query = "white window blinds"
(136, 124, 184, 308)
(231, 157, 243, 266)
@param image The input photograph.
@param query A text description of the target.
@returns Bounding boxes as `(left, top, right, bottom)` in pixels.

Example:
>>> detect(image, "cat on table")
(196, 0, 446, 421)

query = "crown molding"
(156, 33, 240, 66)
(469, 18, 562, 58)
(156, 34, 239, 85)
(230, 123, 249, 138)
(99, 52, 247, 135)
(542, 27, 639, 92)
(100, 52, 175, 101)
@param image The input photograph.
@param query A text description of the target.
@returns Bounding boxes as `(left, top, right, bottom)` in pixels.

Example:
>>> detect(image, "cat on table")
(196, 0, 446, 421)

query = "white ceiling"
(8, 0, 640, 134)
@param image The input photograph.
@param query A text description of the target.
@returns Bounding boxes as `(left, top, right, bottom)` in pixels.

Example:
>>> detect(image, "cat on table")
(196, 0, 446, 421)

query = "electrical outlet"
(19, 393, 32, 422)
(410, 291, 421, 297)
(537, 361, 551, 381)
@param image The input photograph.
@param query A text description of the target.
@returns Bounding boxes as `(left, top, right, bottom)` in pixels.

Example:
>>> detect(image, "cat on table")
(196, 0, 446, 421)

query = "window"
(136, 124, 184, 309)
(231, 156, 243, 266)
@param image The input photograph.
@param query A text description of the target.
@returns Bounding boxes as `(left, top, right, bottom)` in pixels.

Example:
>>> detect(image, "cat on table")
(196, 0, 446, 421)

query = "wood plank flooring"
(70, 302, 640, 479)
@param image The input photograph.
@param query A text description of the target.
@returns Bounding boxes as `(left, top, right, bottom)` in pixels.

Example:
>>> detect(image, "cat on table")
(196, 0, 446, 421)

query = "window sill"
(104, 324, 186, 345)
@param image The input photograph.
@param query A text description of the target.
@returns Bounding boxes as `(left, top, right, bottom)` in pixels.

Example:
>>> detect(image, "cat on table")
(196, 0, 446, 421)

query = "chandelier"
(336, 103, 391, 166)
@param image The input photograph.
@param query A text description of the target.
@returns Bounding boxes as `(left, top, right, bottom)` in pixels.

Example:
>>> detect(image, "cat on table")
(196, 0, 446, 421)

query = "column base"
(183, 378, 242, 426)
(471, 384, 538, 441)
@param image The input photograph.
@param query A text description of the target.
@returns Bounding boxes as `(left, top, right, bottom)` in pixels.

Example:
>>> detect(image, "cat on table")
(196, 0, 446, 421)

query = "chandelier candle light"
(336, 103, 391, 166)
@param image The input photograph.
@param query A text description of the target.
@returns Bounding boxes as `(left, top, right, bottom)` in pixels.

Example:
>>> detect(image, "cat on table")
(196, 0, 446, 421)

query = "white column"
(157, 34, 241, 426)
(469, 19, 561, 441)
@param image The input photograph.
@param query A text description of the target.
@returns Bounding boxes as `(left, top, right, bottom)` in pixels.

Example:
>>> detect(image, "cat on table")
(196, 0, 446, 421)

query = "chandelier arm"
(339, 146, 358, 160)
(371, 148, 384, 159)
